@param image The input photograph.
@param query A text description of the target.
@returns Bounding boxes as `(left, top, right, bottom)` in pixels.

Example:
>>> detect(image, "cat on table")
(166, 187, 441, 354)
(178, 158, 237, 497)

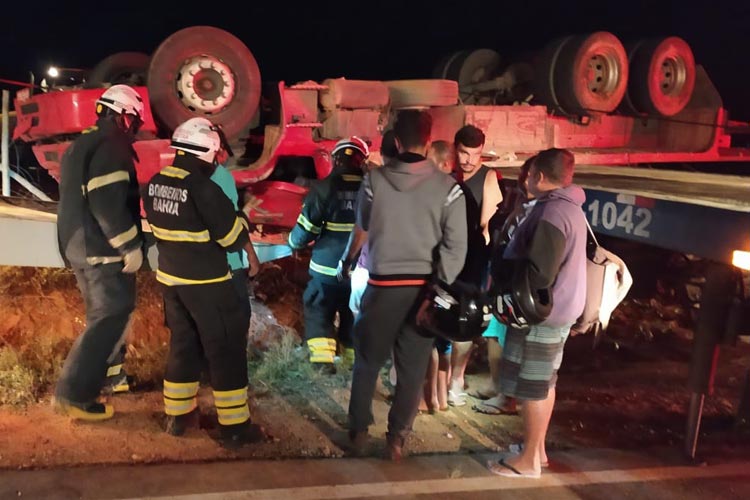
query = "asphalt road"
(1, 447, 749, 500)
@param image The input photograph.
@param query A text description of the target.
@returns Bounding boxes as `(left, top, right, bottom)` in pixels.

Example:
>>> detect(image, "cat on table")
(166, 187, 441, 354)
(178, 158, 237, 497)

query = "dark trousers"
(56, 263, 135, 404)
(348, 285, 435, 438)
(303, 277, 353, 347)
(231, 268, 252, 322)
(162, 281, 250, 392)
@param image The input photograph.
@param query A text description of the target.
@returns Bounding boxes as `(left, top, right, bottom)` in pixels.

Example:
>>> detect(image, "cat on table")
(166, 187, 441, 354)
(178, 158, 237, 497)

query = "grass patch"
(249, 327, 315, 388)
(0, 347, 38, 407)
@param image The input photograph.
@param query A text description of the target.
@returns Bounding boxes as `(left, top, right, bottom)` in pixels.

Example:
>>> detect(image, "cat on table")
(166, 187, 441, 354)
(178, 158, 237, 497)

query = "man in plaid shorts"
(488, 148, 587, 478)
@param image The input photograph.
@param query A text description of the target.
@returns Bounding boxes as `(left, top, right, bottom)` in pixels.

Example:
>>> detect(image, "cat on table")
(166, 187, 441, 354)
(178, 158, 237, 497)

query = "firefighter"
(289, 137, 368, 374)
(54, 84, 146, 420)
(142, 117, 262, 448)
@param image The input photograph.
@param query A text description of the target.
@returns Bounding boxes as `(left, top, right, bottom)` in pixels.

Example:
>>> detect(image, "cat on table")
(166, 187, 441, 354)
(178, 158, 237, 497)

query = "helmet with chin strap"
(170, 117, 233, 164)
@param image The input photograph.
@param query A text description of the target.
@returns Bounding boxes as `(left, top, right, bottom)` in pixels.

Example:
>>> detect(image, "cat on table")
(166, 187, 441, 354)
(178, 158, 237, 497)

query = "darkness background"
(1, 0, 749, 118)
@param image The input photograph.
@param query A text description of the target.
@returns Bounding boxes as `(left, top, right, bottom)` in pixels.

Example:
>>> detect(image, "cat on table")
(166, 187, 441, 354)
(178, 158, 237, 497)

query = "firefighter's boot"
(164, 409, 198, 436)
(220, 421, 265, 449)
(54, 397, 114, 421)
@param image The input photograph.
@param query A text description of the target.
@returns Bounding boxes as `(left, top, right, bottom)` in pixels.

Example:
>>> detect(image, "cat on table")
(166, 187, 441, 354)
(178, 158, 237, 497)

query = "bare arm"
(481, 170, 504, 243)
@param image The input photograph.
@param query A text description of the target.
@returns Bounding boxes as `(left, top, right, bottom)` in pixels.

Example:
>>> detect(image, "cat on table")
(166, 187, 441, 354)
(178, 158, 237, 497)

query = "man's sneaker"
(348, 430, 369, 456)
(54, 397, 114, 421)
(164, 409, 198, 436)
(385, 432, 405, 462)
(220, 422, 265, 449)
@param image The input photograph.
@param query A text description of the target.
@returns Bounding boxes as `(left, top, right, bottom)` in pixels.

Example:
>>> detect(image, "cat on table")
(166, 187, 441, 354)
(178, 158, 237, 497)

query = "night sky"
(3, 0, 750, 118)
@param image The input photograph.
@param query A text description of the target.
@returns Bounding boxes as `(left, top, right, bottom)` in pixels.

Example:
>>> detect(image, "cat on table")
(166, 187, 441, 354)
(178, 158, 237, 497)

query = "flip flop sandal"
(508, 443, 549, 468)
(486, 458, 541, 479)
(447, 390, 468, 407)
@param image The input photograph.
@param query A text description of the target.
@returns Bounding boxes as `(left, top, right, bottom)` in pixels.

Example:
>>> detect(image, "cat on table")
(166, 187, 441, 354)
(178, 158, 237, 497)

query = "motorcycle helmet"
(493, 259, 553, 330)
(421, 280, 493, 342)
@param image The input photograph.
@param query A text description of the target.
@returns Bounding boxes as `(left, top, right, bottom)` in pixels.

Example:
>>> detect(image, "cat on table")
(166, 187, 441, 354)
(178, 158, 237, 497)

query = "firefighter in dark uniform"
(55, 84, 146, 420)
(289, 137, 368, 374)
(142, 117, 262, 447)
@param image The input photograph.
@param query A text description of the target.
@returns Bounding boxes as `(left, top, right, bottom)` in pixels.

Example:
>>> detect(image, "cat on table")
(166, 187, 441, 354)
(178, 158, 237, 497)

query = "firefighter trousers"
(348, 285, 435, 439)
(161, 281, 252, 427)
(55, 263, 135, 404)
(303, 277, 353, 363)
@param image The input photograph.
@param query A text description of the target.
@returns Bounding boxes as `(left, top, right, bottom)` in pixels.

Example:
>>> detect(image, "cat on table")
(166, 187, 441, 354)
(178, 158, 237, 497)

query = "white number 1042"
(587, 199, 652, 238)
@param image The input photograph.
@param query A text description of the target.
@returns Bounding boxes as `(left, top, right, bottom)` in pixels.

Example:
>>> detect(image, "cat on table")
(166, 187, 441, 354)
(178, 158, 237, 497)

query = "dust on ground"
(1, 243, 750, 470)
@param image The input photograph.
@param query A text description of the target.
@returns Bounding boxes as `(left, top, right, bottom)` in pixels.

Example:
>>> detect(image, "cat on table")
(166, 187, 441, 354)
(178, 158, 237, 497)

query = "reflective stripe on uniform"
(213, 387, 248, 408)
(307, 338, 337, 350)
(86, 256, 124, 265)
(81, 125, 99, 134)
(341, 174, 363, 182)
(108, 225, 138, 249)
(164, 397, 197, 416)
(310, 353, 336, 363)
(309, 260, 337, 276)
(217, 217, 243, 247)
(156, 269, 231, 286)
(86, 170, 130, 193)
(296, 214, 321, 234)
(150, 225, 211, 243)
(217, 404, 250, 426)
(106, 364, 122, 377)
(163, 380, 199, 399)
(325, 221, 355, 232)
(307, 338, 336, 363)
(160, 166, 190, 179)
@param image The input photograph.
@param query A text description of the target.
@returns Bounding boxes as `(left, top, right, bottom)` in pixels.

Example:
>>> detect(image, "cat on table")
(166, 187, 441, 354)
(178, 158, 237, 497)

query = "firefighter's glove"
(336, 258, 353, 283)
(122, 248, 144, 274)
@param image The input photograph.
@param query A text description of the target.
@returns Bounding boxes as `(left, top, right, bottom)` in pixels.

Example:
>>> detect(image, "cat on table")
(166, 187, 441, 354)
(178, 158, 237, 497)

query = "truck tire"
(319, 78, 390, 110)
(384, 80, 459, 108)
(536, 32, 628, 115)
(84, 52, 150, 88)
(147, 26, 261, 141)
(625, 37, 696, 117)
(432, 51, 463, 79)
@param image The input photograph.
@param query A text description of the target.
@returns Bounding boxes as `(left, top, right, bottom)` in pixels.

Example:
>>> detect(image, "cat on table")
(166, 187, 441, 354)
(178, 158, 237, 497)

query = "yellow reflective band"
(213, 387, 248, 408)
(309, 260, 337, 276)
(217, 405, 250, 426)
(160, 166, 190, 179)
(156, 270, 231, 286)
(150, 225, 210, 243)
(163, 380, 199, 398)
(310, 353, 336, 363)
(341, 174, 363, 182)
(217, 217, 243, 247)
(325, 221, 355, 232)
(239, 217, 249, 231)
(86, 170, 130, 192)
(164, 397, 197, 416)
(82, 125, 99, 134)
(106, 364, 122, 377)
(296, 214, 321, 234)
(109, 225, 138, 249)
(307, 338, 337, 349)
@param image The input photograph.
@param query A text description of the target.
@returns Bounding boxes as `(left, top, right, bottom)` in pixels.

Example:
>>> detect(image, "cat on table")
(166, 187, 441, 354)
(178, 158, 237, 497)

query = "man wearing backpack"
(487, 148, 587, 478)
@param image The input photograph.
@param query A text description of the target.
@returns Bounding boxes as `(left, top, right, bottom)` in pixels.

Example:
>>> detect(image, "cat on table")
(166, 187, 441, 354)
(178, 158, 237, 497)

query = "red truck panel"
(13, 87, 158, 142)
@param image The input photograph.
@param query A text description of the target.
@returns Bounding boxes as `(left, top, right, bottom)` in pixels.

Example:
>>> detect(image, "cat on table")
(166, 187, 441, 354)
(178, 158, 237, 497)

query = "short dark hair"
(393, 110, 432, 150)
(454, 125, 485, 148)
(533, 148, 575, 186)
(381, 130, 399, 160)
(428, 140, 454, 163)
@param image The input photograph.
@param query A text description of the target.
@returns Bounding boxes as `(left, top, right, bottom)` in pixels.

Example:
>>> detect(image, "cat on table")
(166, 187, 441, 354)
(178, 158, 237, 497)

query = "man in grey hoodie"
(348, 110, 468, 460)
(488, 148, 587, 478)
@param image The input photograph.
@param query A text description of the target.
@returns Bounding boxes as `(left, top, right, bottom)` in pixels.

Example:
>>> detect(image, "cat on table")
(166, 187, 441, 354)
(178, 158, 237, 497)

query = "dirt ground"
(1, 245, 750, 470)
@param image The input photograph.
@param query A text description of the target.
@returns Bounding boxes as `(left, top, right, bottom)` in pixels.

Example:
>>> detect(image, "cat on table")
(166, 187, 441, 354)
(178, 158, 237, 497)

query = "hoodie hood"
(540, 184, 586, 206)
(381, 156, 438, 192)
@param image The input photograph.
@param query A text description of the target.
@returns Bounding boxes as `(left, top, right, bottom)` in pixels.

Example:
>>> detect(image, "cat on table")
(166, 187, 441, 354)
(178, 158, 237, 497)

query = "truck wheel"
(147, 26, 261, 141)
(536, 32, 628, 115)
(432, 51, 463, 79)
(626, 37, 696, 117)
(384, 80, 459, 108)
(554, 32, 628, 114)
(84, 52, 150, 88)
(447, 49, 501, 103)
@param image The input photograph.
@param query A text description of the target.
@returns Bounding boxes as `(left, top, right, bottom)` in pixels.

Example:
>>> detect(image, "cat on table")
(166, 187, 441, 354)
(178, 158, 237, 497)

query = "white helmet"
(332, 136, 370, 159)
(96, 84, 145, 119)
(170, 117, 222, 163)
